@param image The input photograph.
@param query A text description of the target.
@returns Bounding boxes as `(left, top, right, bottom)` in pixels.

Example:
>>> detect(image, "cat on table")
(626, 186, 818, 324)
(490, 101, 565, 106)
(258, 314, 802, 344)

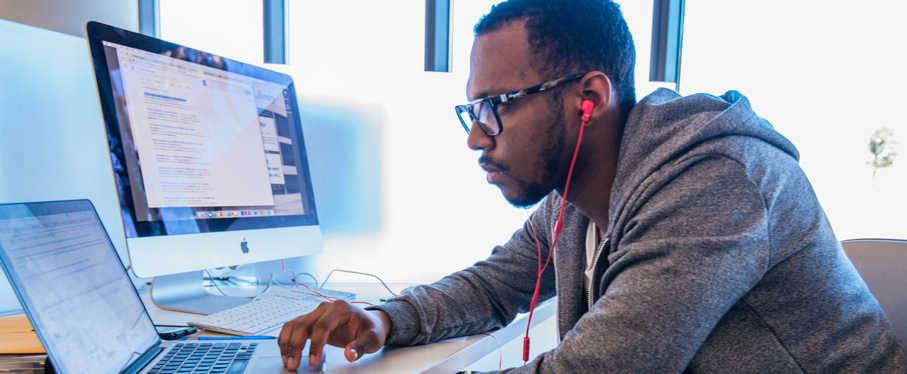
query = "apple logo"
(240, 238, 250, 254)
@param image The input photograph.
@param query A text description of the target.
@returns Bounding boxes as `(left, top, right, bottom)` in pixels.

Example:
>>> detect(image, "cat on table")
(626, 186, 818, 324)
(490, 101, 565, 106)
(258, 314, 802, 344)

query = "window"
(158, 0, 661, 283)
(681, 0, 907, 240)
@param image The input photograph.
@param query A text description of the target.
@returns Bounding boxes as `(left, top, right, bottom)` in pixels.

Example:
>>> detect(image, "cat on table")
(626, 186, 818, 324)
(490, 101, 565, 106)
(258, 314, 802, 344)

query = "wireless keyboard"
(187, 287, 356, 336)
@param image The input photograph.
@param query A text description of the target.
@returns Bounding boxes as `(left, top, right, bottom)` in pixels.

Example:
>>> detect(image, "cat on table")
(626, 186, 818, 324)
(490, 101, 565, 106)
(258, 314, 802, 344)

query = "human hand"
(278, 299, 391, 370)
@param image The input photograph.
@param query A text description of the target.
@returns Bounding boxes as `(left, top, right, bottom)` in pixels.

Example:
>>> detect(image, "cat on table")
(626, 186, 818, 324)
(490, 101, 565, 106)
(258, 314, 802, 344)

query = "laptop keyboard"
(187, 287, 356, 336)
(149, 342, 254, 374)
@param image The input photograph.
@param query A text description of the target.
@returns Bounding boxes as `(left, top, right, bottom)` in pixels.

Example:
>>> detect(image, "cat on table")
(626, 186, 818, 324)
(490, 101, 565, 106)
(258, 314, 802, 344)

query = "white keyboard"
(187, 287, 356, 336)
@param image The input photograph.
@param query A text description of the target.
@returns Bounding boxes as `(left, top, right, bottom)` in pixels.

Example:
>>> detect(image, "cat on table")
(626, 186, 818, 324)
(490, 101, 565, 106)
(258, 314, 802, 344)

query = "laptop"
(0, 200, 322, 374)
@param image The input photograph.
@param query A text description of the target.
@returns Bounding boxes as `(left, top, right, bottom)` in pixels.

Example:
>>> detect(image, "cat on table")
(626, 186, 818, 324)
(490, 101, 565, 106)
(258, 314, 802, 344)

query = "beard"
(480, 96, 567, 208)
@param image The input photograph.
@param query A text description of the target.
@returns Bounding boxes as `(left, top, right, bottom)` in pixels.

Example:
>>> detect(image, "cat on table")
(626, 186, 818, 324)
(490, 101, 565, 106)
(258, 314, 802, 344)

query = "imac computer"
(86, 22, 323, 315)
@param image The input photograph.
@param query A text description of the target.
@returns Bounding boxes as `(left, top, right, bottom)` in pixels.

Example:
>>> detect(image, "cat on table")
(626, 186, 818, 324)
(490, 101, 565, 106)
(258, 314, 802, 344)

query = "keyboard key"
(187, 287, 354, 335)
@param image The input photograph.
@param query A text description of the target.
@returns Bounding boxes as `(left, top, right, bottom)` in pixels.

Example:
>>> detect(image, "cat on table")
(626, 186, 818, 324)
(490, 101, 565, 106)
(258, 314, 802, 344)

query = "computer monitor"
(85, 21, 323, 315)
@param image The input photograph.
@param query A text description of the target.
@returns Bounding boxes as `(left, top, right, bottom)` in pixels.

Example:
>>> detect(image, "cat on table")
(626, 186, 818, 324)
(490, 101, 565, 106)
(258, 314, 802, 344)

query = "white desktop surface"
(142, 283, 557, 373)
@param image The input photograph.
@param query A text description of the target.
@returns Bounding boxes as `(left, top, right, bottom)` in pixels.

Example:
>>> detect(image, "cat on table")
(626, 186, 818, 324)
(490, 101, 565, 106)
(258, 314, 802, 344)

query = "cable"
(202, 270, 284, 300)
(203, 270, 278, 299)
(252, 271, 314, 302)
(261, 270, 314, 293)
(251, 273, 279, 302)
(281, 259, 335, 301)
(295, 272, 320, 287)
(481, 332, 503, 370)
(203, 269, 230, 296)
(321, 269, 398, 297)
(278, 264, 373, 306)
(522, 111, 589, 364)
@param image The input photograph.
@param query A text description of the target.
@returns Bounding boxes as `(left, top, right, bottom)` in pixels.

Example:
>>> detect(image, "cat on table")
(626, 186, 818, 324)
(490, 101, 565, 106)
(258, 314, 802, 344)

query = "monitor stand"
(149, 270, 252, 315)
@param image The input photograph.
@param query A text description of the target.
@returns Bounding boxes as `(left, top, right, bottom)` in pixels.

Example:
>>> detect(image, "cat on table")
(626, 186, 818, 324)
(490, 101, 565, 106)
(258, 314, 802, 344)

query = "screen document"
(100, 41, 316, 237)
(0, 203, 158, 374)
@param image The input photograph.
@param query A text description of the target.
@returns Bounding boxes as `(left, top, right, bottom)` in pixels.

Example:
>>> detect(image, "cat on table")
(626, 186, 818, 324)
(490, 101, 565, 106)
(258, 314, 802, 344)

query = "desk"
(141, 283, 558, 373)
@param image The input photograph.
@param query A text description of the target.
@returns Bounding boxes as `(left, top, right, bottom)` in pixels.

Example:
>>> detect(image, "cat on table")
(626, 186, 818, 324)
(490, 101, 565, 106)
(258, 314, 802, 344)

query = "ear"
(576, 72, 612, 126)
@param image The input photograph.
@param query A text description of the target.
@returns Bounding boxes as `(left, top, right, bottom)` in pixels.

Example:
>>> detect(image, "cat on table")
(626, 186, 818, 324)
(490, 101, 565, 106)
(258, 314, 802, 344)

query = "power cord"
(282, 270, 319, 288)
(321, 269, 399, 297)
(200, 264, 397, 307)
(202, 269, 232, 297)
(253, 271, 315, 301)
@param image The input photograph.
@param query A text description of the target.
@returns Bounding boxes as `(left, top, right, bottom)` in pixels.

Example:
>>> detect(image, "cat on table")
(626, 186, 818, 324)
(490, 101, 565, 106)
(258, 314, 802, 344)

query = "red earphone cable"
(280, 259, 374, 306)
(281, 259, 334, 301)
(481, 332, 503, 370)
(522, 104, 590, 363)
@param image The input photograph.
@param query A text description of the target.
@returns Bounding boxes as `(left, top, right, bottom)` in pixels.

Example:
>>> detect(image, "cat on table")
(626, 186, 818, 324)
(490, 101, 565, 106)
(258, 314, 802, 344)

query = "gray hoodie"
(372, 89, 907, 373)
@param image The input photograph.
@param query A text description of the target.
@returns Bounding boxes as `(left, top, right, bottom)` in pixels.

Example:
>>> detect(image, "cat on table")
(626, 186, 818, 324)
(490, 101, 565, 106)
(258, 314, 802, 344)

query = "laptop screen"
(0, 200, 160, 374)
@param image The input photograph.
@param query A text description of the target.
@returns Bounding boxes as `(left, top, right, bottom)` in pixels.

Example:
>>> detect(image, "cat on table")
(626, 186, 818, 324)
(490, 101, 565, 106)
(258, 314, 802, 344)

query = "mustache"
(478, 155, 508, 173)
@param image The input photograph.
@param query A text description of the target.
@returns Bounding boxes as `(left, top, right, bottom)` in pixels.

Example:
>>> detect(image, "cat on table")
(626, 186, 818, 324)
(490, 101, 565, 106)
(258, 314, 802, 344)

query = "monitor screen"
(87, 22, 322, 281)
(0, 200, 160, 374)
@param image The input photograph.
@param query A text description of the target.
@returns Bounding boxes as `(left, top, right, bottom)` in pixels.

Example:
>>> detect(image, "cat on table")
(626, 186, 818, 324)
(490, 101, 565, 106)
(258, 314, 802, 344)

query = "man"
(279, 0, 907, 372)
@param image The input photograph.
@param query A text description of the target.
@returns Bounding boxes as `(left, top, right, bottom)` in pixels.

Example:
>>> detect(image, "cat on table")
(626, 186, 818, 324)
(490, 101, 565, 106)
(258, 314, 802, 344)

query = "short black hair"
(475, 0, 637, 115)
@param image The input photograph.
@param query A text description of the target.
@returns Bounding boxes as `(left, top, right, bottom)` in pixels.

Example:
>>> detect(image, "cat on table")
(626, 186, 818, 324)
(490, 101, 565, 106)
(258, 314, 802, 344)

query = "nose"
(466, 121, 494, 151)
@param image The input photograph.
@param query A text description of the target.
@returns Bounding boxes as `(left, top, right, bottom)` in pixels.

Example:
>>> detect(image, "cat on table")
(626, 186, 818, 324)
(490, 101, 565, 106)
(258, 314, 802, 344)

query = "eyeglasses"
(455, 73, 585, 136)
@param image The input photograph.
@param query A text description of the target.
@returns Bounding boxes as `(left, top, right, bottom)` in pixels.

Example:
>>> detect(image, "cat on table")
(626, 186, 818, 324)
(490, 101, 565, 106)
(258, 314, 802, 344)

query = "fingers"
(344, 329, 382, 362)
(306, 306, 348, 366)
(277, 320, 286, 366)
(343, 310, 392, 362)
(279, 316, 310, 370)
(278, 300, 388, 369)
(278, 302, 330, 370)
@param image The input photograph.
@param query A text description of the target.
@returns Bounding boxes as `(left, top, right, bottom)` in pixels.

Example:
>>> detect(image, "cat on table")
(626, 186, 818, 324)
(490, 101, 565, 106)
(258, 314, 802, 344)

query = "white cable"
(322, 269, 398, 297)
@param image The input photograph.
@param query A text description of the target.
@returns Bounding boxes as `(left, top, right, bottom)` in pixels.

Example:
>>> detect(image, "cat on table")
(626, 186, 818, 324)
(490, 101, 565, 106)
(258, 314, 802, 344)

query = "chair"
(840, 239, 907, 344)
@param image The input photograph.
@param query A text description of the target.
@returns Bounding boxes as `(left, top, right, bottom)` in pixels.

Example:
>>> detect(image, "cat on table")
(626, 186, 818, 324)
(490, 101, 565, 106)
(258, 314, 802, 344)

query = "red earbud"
(581, 100, 594, 122)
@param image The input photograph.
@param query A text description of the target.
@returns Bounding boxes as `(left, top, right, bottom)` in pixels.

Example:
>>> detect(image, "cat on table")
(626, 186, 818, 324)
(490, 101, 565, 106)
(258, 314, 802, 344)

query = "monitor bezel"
(85, 21, 319, 240)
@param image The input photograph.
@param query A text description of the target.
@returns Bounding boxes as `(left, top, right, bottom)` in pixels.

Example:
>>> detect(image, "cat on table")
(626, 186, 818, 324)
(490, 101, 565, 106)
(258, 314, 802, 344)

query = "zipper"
(553, 225, 561, 341)
(587, 238, 609, 310)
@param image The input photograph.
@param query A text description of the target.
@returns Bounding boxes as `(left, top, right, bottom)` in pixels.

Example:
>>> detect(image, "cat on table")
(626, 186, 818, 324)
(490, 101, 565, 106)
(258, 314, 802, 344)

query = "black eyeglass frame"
(454, 73, 586, 136)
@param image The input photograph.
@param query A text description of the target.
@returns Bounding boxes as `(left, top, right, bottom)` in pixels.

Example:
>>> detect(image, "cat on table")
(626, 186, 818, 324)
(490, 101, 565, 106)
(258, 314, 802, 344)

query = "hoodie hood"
(608, 88, 800, 232)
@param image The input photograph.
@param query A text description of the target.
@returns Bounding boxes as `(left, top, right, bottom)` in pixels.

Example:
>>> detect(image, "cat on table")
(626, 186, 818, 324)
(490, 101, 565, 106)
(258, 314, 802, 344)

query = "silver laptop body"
(0, 200, 319, 374)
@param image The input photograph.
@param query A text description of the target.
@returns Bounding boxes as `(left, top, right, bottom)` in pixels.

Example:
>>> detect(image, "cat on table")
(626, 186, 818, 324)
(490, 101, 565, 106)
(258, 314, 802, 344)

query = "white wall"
(0, 0, 137, 37)
(0, 0, 140, 309)
(0, 19, 133, 310)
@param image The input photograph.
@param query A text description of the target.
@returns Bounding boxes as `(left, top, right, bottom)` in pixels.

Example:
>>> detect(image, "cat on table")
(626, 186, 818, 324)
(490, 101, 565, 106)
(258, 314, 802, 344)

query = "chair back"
(841, 239, 907, 344)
